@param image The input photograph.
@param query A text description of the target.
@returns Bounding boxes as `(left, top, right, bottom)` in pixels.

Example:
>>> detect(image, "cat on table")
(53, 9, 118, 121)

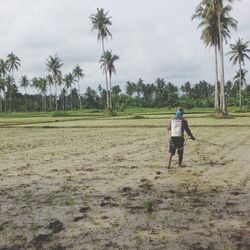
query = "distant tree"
(83, 87, 99, 109)
(46, 55, 63, 111)
(64, 73, 76, 110)
(6, 75, 15, 112)
(125, 81, 136, 97)
(47, 74, 54, 111)
(73, 65, 85, 109)
(6, 52, 21, 112)
(19, 75, 29, 95)
(100, 50, 119, 109)
(90, 8, 112, 109)
(0, 59, 9, 112)
(227, 38, 250, 107)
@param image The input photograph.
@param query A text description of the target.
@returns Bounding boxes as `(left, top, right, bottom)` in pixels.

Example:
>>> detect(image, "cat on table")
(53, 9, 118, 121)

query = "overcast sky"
(0, 0, 249, 93)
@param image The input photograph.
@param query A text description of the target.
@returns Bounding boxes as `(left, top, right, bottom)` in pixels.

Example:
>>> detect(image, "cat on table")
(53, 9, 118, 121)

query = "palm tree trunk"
(44, 92, 47, 111)
(109, 73, 112, 109)
(0, 91, 2, 112)
(71, 88, 73, 111)
(214, 46, 220, 110)
(101, 37, 110, 109)
(218, 9, 227, 115)
(49, 84, 52, 111)
(4, 89, 7, 112)
(78, 80, 81, 109)
(239, 61, 242, 108)
(55, 82, 58, 111)
(66, 94, 68, 110)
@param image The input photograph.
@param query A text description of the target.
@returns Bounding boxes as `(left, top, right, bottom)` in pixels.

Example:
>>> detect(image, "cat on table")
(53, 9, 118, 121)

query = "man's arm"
(183, 119, 195, 140)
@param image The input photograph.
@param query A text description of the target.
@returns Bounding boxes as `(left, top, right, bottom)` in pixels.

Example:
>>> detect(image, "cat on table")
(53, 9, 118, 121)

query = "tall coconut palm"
(192, 0, 237, 112)
(0, 59, 9, 112)
(46, 55, 63, 111)
(227, 38, 250, 107)
(6, 53, 21, 112)
(100, 50, 119, 109)
(213, 0, 238, 114)
(90, 8, 112, 109)
(73, 65, 85, 109)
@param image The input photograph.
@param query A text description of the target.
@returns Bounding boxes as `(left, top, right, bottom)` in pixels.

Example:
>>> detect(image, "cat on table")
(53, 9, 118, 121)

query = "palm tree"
(46, 55, 63, 111)
(213, 0, 238, 114)
(6, 53, 21, 112)
(73, 65, 85, 109)
(192, 0, 237, 112)
(6, 75, 14, 112)
(19, 75, 29, 95)
(0, 59, 9, 112)
(90, 8, 112, 109)
(100, 50, 119, 109)
(47, 74, 53, 111)
(227, 38, 250, 107)
(64, 73, 76, 110)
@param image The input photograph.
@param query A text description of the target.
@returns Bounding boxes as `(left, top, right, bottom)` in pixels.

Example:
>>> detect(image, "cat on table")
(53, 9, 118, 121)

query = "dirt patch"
(0, 125, 249, 249)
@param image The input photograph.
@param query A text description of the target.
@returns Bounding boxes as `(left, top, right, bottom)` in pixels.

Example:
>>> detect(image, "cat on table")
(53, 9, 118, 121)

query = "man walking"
(167, 107, 195, 169)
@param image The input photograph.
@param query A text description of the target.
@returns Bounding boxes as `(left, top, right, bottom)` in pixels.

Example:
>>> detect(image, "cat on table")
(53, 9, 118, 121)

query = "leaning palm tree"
(6, 53, 20, 112)
(227, 38, 250, 107)
(0, 59, 9, 112)
(73, 65, 85, 109)
(46, 55, 63, 111)
(100, 50, 119, 109)
(90, 8, 112, 109)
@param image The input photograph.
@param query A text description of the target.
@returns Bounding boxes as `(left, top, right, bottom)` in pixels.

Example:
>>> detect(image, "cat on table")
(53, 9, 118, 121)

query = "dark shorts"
(169, 137, 184, 155)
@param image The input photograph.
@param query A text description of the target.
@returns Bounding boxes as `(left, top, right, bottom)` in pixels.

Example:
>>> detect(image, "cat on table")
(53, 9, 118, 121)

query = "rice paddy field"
(0, 110, 250, 249)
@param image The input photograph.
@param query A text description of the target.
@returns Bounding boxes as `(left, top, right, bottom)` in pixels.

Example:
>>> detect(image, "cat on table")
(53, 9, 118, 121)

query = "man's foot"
(166, 165, 171, 169)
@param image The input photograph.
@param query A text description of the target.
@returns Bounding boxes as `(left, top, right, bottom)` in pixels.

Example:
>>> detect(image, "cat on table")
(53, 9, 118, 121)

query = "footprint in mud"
(79, 206, 90, 213)
(73, 204, 90, 221)
(31, 233, 52, 248)
(0, 244, 23, 250)
(73, 216, 86, 222)
(48, 220, 64, 234)
(100, 196, 118, 207)
(139, 179, 153, 191)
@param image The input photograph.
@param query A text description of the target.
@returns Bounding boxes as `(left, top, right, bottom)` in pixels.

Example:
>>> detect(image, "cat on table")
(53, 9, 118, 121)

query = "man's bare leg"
(168, 154, 173, 169)
(178, 150, 183, 167)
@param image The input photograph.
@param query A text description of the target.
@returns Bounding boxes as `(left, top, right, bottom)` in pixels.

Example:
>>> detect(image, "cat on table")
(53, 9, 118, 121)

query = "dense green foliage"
(0, 77, 249, 112)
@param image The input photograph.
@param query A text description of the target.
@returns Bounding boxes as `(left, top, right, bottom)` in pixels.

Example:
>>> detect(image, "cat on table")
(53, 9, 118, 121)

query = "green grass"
(1, 107, 250, 128)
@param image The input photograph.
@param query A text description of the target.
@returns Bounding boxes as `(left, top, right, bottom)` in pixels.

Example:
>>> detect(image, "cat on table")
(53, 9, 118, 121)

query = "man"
(167, 107, 195, 169)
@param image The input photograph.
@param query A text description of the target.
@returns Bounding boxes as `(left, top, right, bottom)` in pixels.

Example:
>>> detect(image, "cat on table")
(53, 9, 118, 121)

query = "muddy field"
(0, 115, 250, 249)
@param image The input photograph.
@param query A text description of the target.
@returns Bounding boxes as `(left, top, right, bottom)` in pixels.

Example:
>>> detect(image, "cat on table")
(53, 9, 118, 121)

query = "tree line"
(0, 75, 249, 112)
(1, 2, 250, 113)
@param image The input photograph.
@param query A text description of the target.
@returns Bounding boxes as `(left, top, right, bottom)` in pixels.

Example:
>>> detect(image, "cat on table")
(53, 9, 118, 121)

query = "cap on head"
(176, 107, 184, 118)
